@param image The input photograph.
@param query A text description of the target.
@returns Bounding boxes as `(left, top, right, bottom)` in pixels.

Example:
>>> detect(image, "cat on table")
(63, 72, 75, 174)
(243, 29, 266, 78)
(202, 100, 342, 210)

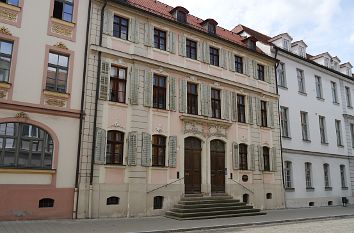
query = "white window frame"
(280, 106, 290, 137)
(323, 163, 331, 188)
(319, 116, 327, 144)
(300, 111, 309, 141)
(340, 165, 347, 188)
(277, 63, 286, 88)
(284, 161, 293, 189)
(335, 120, 343, 146)
(331, 81, 338, 104)
(305, 162, 313, 189)
(345, 86, 352, 108)
(315, 75, 323, 99)
(297, 69, 306, 93)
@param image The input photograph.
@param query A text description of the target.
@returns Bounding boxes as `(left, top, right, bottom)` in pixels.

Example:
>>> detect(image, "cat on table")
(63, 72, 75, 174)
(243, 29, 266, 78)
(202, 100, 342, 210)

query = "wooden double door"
(184, 138, 225, 194)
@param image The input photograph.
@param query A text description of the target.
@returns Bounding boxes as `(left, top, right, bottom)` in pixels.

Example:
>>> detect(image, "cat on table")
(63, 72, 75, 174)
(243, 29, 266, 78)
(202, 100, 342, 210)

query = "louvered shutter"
(168, 31, 176, 54)
(127, 131, 138, 166)
(243, 57, 250, 76)
(95, 128, 106, 164)
(249, 144, 255, 171)
(179, 79, 187, 113)
(197, 41, 202, 61)
(220, 49, 228, 69)
(149, 24, 154, 47)
(169, 77, 176, 111)
(258, 145, 264, 171)
(141, 132, 151, 167)
(99, 60, 110, 101)
(128, 18, 136, 42)
(130, 67, 140, 105)
(229, 52, 235, 72)
(133, 19, 140, 43)
(203, 41, 210, 64)
(103, 9, 113, 36)
(201, 84, 211, 117)
(256, 98, 261, 126)
(232, 142, 239, 170)
(267, 101, 274, 128)
(247, 96, 254, 124)
(143, 71, 152, 107)
(168, 136, 177, 168)
(271, 147, 277, 171)
(270, 66, 276, 85)
(222, 90, 230, 120)
(144, 23, 150, 46)
(265, 66, 271, 83)
(231, 92, 237, 122)
(178, 34, 186, 57)
(252, 60, 258, 79)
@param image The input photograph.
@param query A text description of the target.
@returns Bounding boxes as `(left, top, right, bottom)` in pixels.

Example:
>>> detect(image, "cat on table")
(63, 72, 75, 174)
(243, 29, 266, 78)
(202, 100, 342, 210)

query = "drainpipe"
(73, 0, 92, 220)
(88, 0, 108, 219)
(273, 47, 286, 208)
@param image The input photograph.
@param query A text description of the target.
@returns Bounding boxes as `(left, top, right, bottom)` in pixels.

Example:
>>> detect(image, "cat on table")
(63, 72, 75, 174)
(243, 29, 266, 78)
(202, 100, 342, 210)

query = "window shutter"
(95, 128, 106, 164)
(127, 131, 138, 166)
(256, 98, 261, 126)
(229, 52, 235, 72)
(128, 18, 135, 42)
(265, 66, 271, 83)
(130, 67, 140, 105)
(178, 34, 186, 57)
(149, 24, 154, 47)
(203, 41, 210, 64)
(252, 60, 257, 79)
(99, 60, 110, 101)
(169, 77, 177, 111)
(232, 142, 239, 170)
(197, 41, 202, 61)
(249, 144, 255, 171)
(220, 49, 227, 69)
(143, 71, 152, 107)
(179, 79, 187, 113)
(168, 31, 176, 54)
(231, 92, 237, 122)
(201, 84, 211, 117)
(133, 19, 140, 43)
(103, 9, 113, 36)
(168, 136, 177, 168)
(271, 147, 277, 172)
(247, 96, 254, 124)
(258, 145, 264, 171)
(267, 101, 274, 128)
(243, 57, 250, 76)
(222, 90, 230, 120)
(141, 132, 151, 167)
(144, 23, 150, 46)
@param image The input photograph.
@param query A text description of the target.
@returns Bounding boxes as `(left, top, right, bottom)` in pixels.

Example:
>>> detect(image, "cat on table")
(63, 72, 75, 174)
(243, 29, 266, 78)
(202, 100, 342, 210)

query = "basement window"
(242, 194, 249, 204)
(53, 0, 74, 23)
(153, 196, 164, 209)
(266, 193, 272, 200)
(309, 202, 314, 207)
(328, 201, 333, 206)
(107, 196, 120, 205)
(39, 198, 54, 208)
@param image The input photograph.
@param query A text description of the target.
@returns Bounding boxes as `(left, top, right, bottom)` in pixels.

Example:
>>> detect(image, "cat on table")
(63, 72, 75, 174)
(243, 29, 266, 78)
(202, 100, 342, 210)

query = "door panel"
(211, 140, 225, 193)
(184, 137, 201, 194)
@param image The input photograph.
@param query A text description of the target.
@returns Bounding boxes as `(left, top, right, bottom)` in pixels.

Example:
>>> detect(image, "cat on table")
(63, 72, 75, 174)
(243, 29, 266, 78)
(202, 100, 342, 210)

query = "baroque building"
(0, 0, 89, 220)
(233, 25, 353, 207)
(77, 0, 284, 218)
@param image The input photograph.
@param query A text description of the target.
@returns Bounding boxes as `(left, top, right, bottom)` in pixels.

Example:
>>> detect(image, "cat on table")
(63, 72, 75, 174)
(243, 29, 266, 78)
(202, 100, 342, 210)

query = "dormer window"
(246, 39, 256, 50)
(208, 24, 216, 34)
(333, 62, 338, 71)
(176, 11, 187, 23)
(283, 39, 290, 51)
(201, 19, 218, 35)
(347, 68, 352, 76)
(170, 6, 189, 24)
(299, 46, 305, 57)
(324, 58, 330, 68)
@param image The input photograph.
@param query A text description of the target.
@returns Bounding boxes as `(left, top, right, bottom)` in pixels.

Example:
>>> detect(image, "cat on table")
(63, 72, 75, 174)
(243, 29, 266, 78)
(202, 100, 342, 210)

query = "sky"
(161, 0, 354, 65)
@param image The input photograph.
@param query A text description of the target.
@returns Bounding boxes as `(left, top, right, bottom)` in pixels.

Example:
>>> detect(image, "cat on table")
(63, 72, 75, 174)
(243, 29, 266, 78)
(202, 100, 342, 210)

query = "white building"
(233, 25, 353, 208)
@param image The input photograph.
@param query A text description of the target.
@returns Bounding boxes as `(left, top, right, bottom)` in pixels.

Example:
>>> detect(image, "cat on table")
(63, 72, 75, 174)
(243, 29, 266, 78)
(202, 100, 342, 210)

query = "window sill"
(186, 57, 199, 63)
(151, 166, 169, 170)
(316, 97, 325, 101)
(325, 187, 333, 191)
(0, 2, 21, 12)
(209, 64, 222, 70)
(104, 164, 126, 168)
(285, 187, 295, 192)
(347, 106, 353, 109)
(108, 101, 128, 108)
(0, 168, 56, 174)
(337, 144, 344, 148)
(152, 108, 169, 114)
(306, 187, 315, 192)
(111, 36, 131, 44)
(51, 17, 75, 27)
(298, 91, 307, 96)
(0, 81, 11, 90)
(282, 136, 292, 140)
(302, 139, 311, 143)
(342, 187, 349, 190)
(333, 102, 340, 106)
(152, 47, 169, 55)
(321, 142, 329, 145)
(180, 114, 232, 127)
(278, 85, 288, 90)
(43, 90, 70, 99)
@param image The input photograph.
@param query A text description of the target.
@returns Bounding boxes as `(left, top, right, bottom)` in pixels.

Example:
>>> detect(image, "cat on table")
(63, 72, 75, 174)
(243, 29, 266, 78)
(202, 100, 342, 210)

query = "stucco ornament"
(0, 26, 12, 35)
(0, 90, 6, 98)
(184, 121, 204, 137)
(15, 112, 28, 119)
(54, 42, 69, 50)
(208, 124, 227, 138)
(46, 98, 65, 107)
(0, 8, 17, 23)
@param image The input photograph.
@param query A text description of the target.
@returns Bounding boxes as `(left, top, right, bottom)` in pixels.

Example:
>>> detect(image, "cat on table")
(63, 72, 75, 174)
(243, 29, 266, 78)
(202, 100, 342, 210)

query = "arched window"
(239, 144, 248, 170)
(263, 147, 270, 171)
(0, 123, 53, 169)
(39, 198, 54, 208)
(106, 131, 124, 165)
(107, 196, 120, 205)
(152, 135, 166, 167)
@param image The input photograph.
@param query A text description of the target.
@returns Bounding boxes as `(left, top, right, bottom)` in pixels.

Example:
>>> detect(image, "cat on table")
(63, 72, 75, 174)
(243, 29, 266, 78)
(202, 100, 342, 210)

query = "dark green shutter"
(179, 79, 187, 113)
(141, 132, 151, 167)
(143, 71, 152, 107)
(95, 128, 106, 164)
(168, 136, 177, 167)
(127, 131, 138, 166)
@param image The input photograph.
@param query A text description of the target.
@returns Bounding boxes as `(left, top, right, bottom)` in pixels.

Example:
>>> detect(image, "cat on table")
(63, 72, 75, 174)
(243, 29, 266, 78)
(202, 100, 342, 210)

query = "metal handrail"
(228, 178, 254, 194)
(147, 177, 185, 194)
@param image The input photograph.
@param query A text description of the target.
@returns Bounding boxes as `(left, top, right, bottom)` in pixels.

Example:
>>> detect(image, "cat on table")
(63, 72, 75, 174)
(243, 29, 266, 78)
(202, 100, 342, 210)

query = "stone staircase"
(166, 194, 265, 220)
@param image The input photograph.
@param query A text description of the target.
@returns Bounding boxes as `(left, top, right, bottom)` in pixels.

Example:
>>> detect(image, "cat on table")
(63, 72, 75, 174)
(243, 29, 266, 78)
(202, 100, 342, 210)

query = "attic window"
(324, 58, 330, 68)
(283, 39, 290, 51)
(176, 11, 187, 23)
(299, 46, 305, 57)
(247, 39, 256, 50)
(208, 23, 216, 34)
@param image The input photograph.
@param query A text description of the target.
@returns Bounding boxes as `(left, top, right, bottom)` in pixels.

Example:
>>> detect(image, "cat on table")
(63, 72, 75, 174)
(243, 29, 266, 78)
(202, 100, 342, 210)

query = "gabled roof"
(291, 40, 307, 48)
(332, 56, 341, 63)
(232, 24, 272, 44)
(309, 52, 332, 60)
(269, 33, 293, 42)
(340, 62, 353, 68)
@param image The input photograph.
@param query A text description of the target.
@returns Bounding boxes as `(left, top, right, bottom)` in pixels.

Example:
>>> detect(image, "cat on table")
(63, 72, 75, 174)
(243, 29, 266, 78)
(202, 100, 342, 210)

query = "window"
(0, 123, 53, 169)
(277, 63, 286, 88)
(46, 52, 69, 93)
(260, 101, 267, 127)
(257, 64, 265, 81)
(305, 162, 312, 188)
(186, 39, 197, 60)
(0, 40, 13, 83)
(53, 0, 74, 22)
(340, 165, 347, 188)
(153, 196, 164, 209)
(106, 131, 124, 165)
(107, 196, 119, 205)
(237, 94, 246, 123)
(109, 66, 126, 103)
(283, 39, 290, 50)
(335, 120, 343, 146)
(154, 28, 166, 51)
(208, 23, 216, 34)
(187, 82, 198, 115)
(242, 194, 249, 203)
(331, 81, 338, 104)
(284, 161, 293, 189)
(235, 56, 243, 74)
(324, 58, 329, 67)
(153, 75, 167, 109)
(113, 15, 129, 40)
(323, 163, 330, 188)
(211, 88, 221, 119)
(280, 106, 290, 137)
(299, 46, 305, 57)
(39, 198, 54, 208)
(347, 68, 352, 76)
(176, 11, 187, 23)
(209, 47, 219, 66)
(152, 135, 166, 167)
(346, 86, 352, 107)
(239, 144, 248, 170)
(315, 76, 323, 99)
(351, 124, 354, 148)
(297, 69, 306, 93)
(266, 193, 272, 199)
(263, 147, 270, 171)
(319, 116, 327, 144)
(300, 111, 309, 141)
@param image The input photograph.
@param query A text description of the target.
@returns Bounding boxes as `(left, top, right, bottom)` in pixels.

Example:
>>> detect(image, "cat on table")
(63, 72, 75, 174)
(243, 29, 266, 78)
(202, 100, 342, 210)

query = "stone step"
(178, 199, 241, 205)
(170, 205, 254, 213)
(180, 195, 233, 201)
(174, 202, 246, 209)
(166, 211, 266, 220)
(166, 208, 262, 218)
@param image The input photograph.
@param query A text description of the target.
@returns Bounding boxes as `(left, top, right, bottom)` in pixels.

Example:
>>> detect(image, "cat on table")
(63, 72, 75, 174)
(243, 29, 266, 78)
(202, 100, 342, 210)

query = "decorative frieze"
(46, 98, 66, 107)
(43, 90, 69, 108)
(182, 115, 231, 138)
(0, 82, 11, 99)
(0, 2, 20, 25)
(49, 18, 75, 41)
(15, 112, 28, 119)
(0, 26, 11, 36)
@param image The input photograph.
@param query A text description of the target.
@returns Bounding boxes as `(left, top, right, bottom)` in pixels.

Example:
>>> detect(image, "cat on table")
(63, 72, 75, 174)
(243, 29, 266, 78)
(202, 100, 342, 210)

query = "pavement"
(1, 206, 354, 233)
